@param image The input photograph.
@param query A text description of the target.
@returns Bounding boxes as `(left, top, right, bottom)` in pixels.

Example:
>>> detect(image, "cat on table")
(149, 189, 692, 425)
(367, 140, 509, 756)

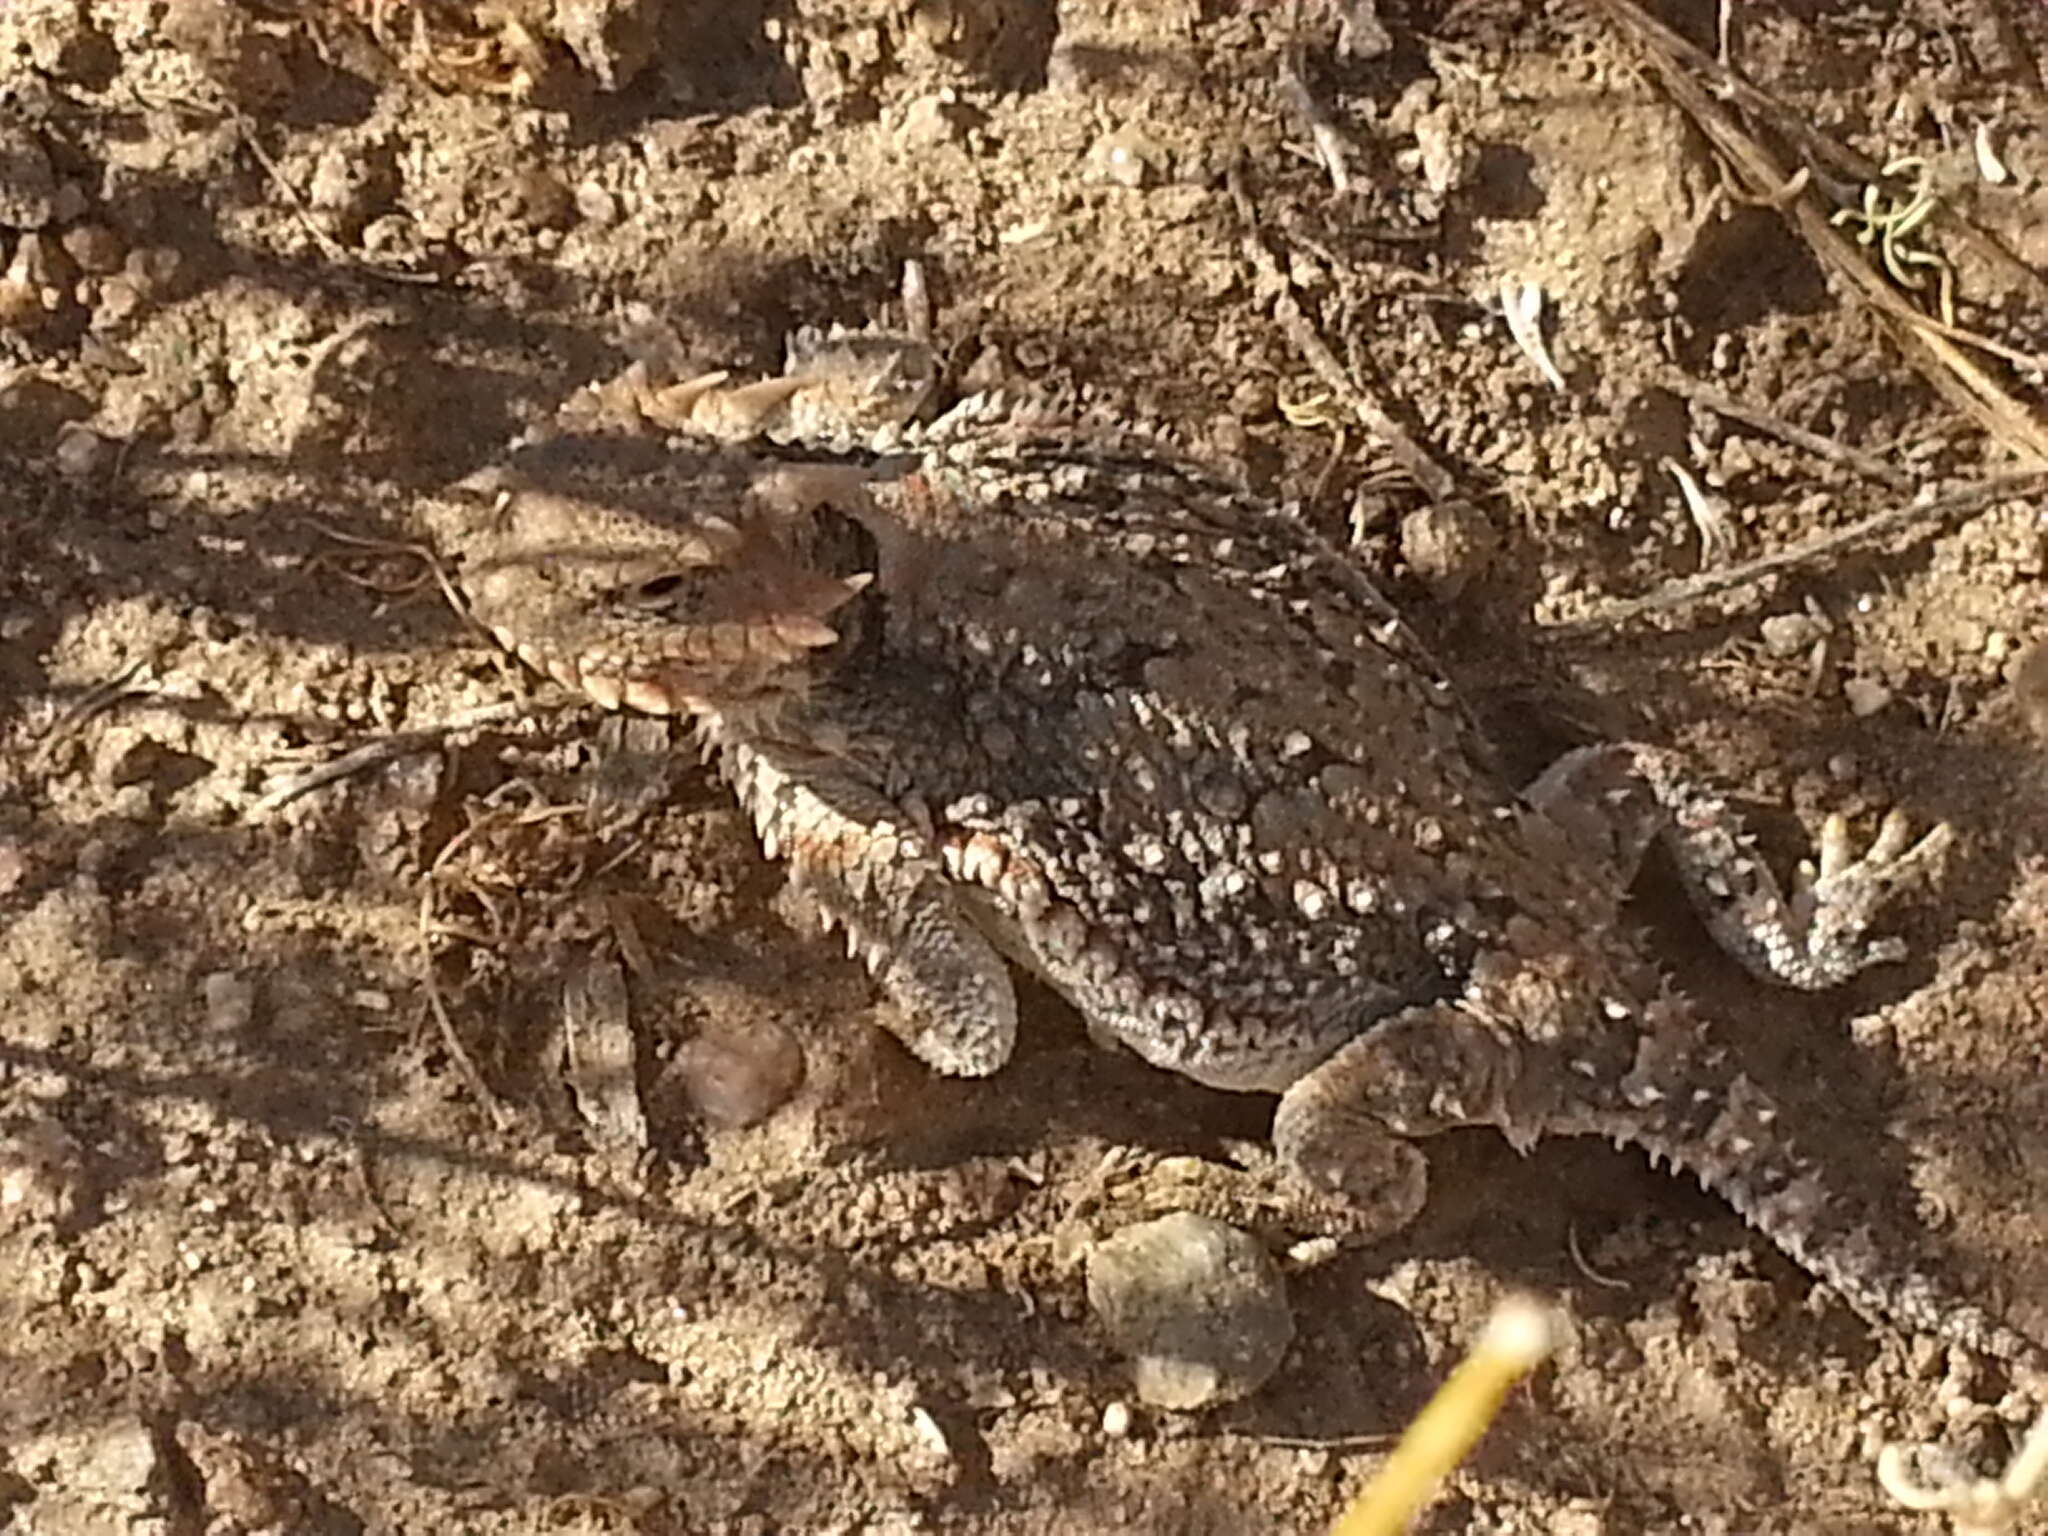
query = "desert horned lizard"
(415, 322, 2039, 1391)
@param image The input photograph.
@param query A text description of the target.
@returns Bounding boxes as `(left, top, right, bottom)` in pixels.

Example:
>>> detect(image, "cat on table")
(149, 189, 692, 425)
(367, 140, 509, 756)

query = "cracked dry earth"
(7, 2, 2048, 1533)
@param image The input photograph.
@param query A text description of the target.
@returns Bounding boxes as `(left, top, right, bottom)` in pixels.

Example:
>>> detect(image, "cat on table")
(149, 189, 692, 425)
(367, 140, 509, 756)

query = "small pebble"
(574, 180, 618, 226)
(203, 971, 257, 1033)
(1400, 499, 1497, 602)
(1086, 129, 1159, 189)
(1044, 42, 1096, 95)
(909, 1405, 951, 1459)
(1338, 0, 1394, 56)
(52, 422, 115, 480)
(1286, 1235, 1341, 1268)
(668, 1014, 805, 1128)
(59, 220, 125, 275)
(899, 93, 972, 148)
(0, 232, 75, 332)
(553, 0, 656, 91)
(307, 144, 389, 233)
(1012, 336, 1056, 373)
(1550, 1504, 1609, 1536)
(12, 228, 73, 292)
(122, 243, 182, 299)
(74, 1420, 161, 1497)
(307, 147, 360, 213)
(1101, 1400, 1132, 1438)
(360, 214, 410, 254)
(1085, 1210, 1295, 1410)
(0, 271, 40, 327)
(1843, 678, 1894, 718)
(1412, 106, 1475, 194)
(0, 1116, 81, 1223)
(90, 274, 143, 326)
(1759, 612, 1827, 659)
(175, 1422, 307, 1529)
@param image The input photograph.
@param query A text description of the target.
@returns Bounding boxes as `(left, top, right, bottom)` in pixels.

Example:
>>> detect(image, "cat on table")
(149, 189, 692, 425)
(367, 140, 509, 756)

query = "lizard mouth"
(487, 568, 874, 717)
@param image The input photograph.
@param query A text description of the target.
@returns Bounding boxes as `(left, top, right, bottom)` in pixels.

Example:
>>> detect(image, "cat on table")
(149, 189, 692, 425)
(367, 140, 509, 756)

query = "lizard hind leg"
(1271, 1004, 1523, 1244)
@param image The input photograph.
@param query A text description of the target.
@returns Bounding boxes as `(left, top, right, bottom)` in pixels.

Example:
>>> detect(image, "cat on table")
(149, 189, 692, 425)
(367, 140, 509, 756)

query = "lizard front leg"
(715, 730, 1018, 1077)
(1526, 742, 1951, 990)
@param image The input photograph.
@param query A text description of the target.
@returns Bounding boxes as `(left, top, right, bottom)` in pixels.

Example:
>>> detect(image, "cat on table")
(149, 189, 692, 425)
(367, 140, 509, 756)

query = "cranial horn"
(772, 615, 841, 650)
(694, 375, 811, 437)
(640, 370, 732, 429)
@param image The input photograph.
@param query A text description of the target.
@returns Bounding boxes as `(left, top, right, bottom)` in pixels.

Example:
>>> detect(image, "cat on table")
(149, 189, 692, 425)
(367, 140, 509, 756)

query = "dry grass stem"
(1330, 1295, 1556, 1536)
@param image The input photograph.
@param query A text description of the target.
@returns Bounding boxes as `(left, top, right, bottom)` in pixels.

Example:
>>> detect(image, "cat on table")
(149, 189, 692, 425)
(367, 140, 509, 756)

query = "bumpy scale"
(421, 329, 2037, 1384)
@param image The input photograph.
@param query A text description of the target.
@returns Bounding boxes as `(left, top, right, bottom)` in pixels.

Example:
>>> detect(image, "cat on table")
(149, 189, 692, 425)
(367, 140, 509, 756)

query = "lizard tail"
(1595, 994, 2044, 1380)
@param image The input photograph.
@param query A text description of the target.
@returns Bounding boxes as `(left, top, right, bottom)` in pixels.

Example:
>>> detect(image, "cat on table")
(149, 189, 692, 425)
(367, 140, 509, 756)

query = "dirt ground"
(6, 1, 2048, 1531)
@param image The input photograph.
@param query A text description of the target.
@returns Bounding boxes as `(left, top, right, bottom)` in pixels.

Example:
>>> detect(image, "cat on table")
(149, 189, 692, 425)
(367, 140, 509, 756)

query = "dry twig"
(228, 110, 438, 285)
(1548, 469, 2048, 635)
(1591, 0, 2048, 463)
(1661, 374, 1917, 490)
(1228, 166, 1461, 503)
(1879, 1405, 2048, 1534)
(416, 885, 510, 1127)
(1278, 14, 1355, 193)
(248, 702, 525, 817)
(39, 657, 152, 747)
(1591, 0, 2048, 305)
(1329, 1296, 1556, 1536)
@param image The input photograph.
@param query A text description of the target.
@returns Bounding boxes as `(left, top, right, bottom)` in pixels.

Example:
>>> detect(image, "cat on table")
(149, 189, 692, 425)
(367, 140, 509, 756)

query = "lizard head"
(453, 458, 874, 718)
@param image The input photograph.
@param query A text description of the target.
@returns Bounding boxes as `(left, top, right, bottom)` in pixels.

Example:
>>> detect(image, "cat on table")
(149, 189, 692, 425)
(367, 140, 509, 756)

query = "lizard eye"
(630, 569, 714, 612)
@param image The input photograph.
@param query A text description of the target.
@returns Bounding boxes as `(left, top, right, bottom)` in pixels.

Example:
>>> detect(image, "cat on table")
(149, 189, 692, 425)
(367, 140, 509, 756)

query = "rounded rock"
(52, 423, 115, 481)
(1399, 498, 1497, 603)
(1085, 1210, 1295, 1410)
(1759, 611, 1827, 659)
(668, 1014, 805, 1129)
(59, 220, 125, 275)
(574, 180, 618, 226)
(1843, 677, 1894, 718)
(1086, 129, 1159, 190)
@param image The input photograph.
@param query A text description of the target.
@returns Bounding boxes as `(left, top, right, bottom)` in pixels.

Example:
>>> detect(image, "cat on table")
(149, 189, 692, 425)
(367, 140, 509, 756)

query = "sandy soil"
(6, 2, 2048, 1531)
